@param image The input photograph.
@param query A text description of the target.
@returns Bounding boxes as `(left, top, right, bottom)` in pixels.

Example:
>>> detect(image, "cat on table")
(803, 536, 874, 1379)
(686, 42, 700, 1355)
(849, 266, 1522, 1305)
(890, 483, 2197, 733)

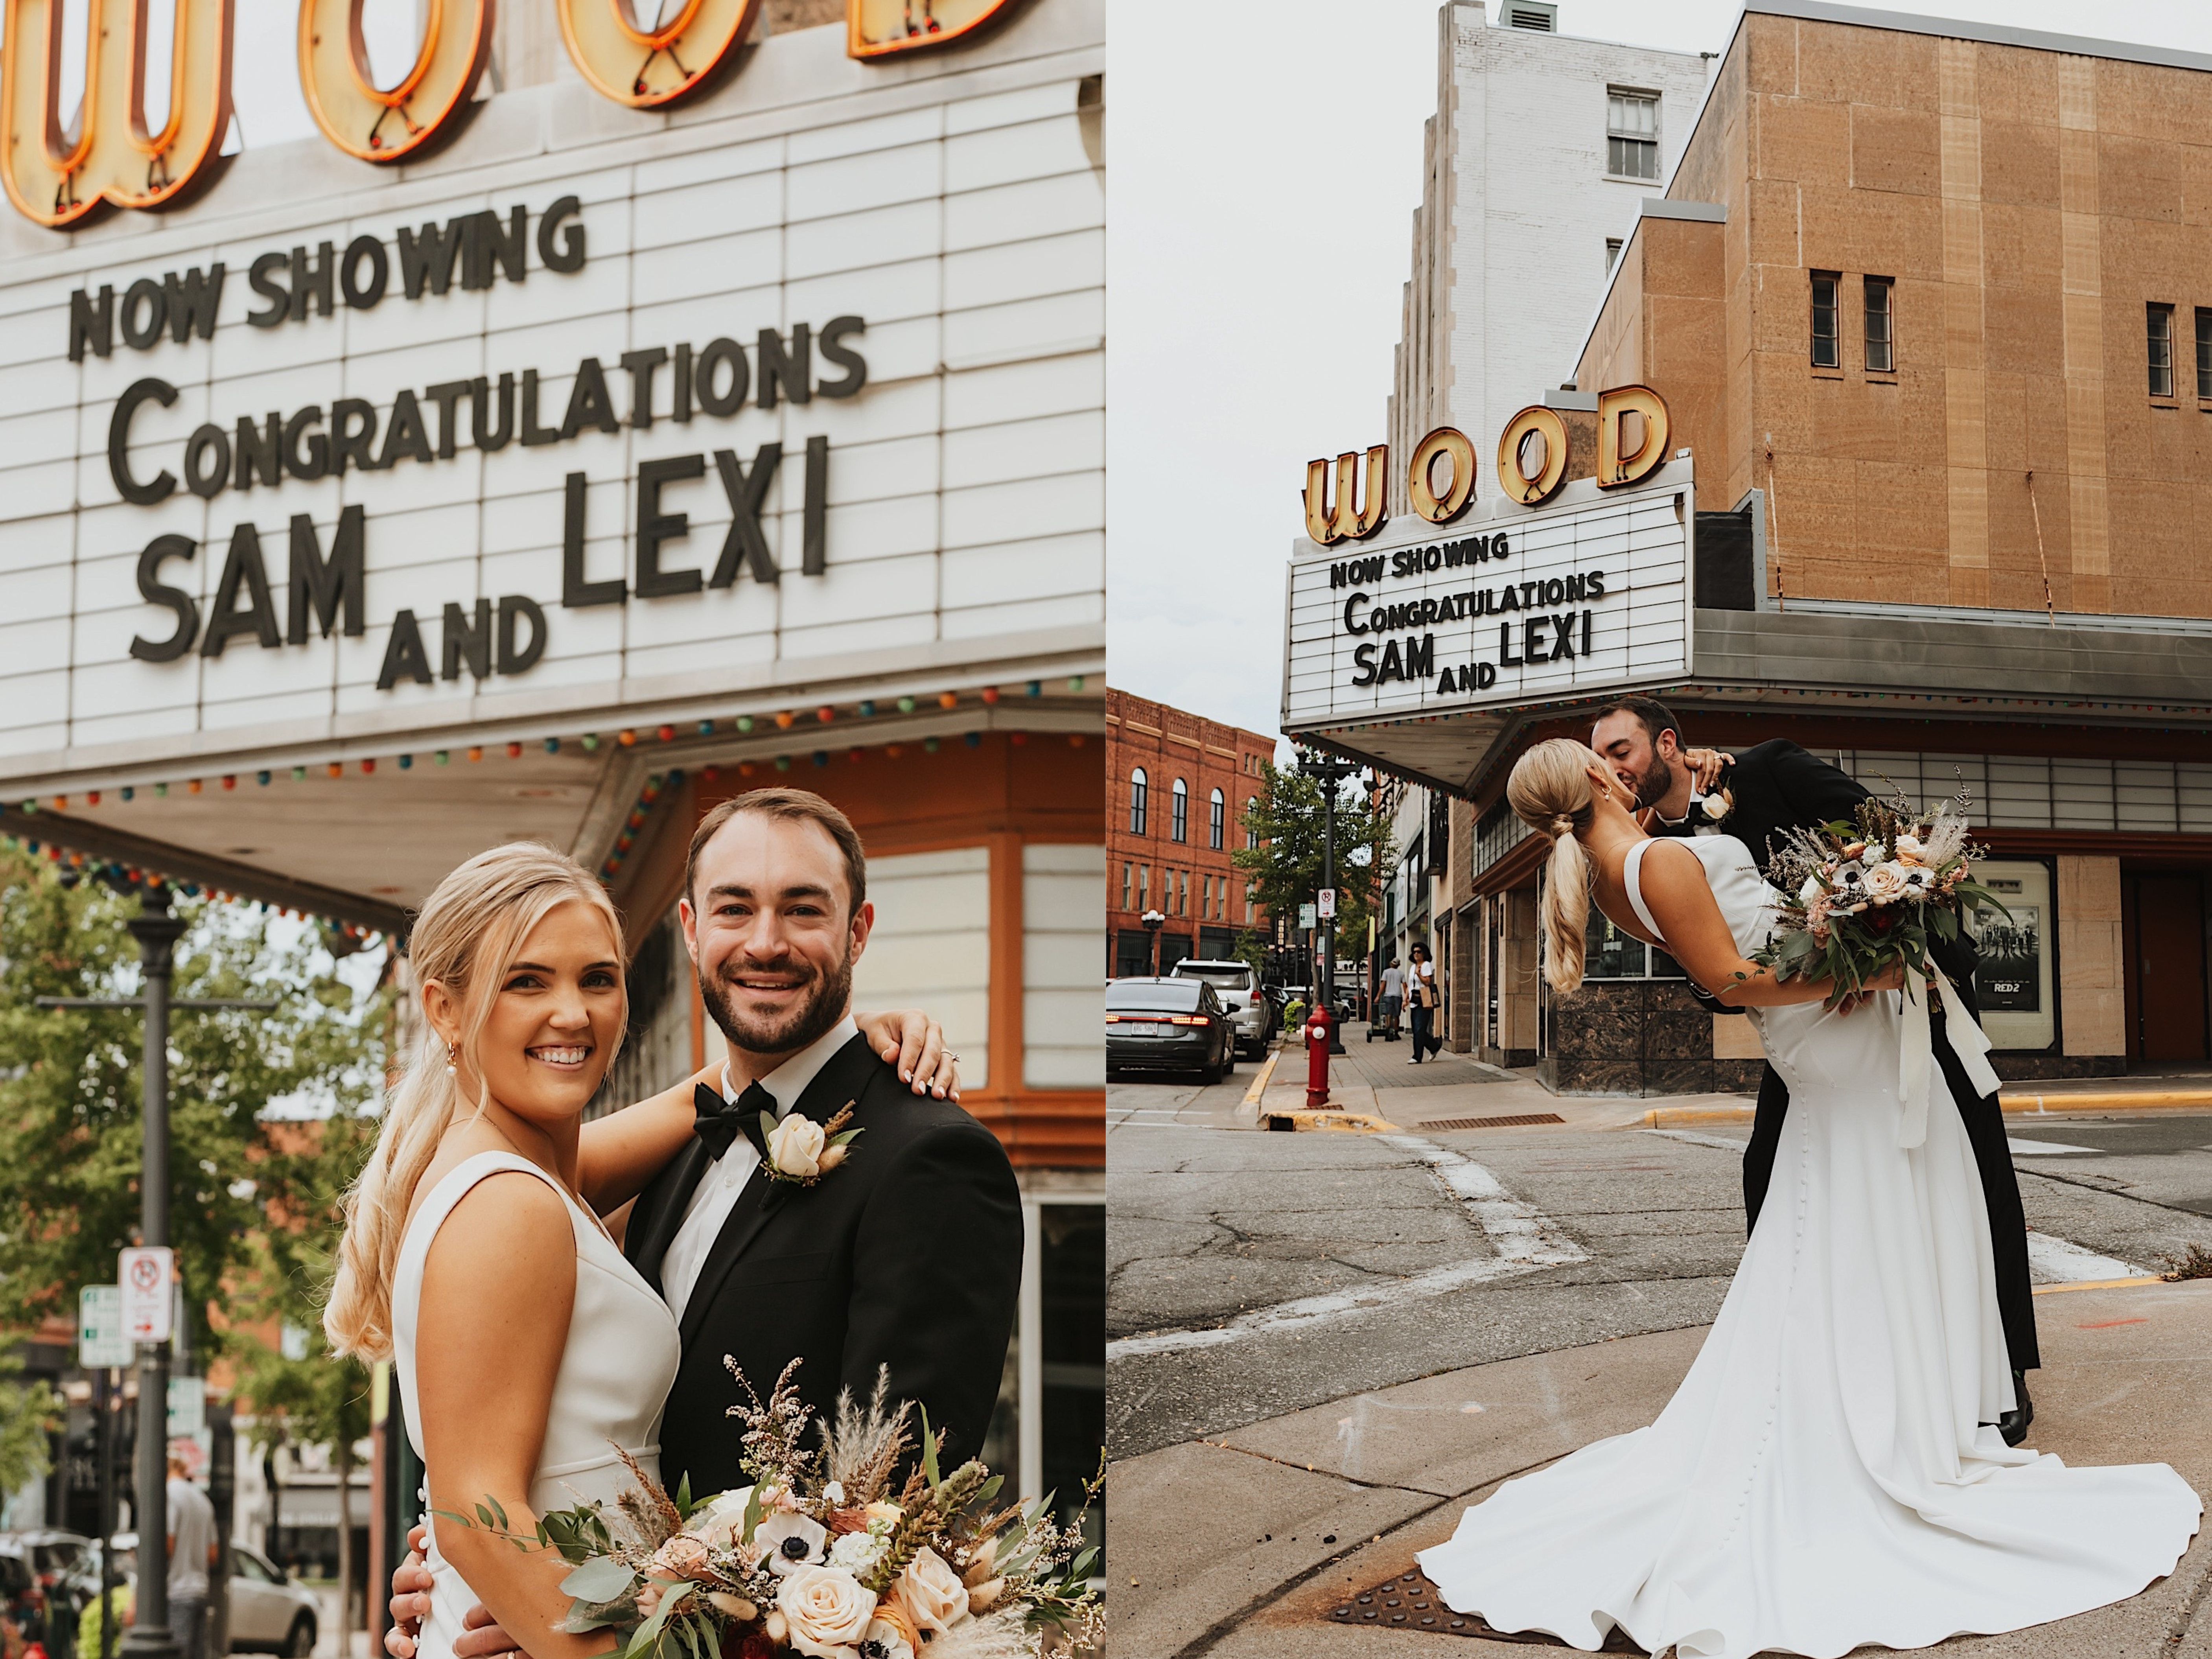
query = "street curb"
(1644, 1091, 2212, 1128)
(2032, 1275, 2171, 1295)
(1243, 1051, 1278, 1107)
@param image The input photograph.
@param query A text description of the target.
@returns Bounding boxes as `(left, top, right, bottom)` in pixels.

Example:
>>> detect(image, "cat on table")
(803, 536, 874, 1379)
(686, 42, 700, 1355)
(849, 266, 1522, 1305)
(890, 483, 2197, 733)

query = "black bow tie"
(694, 1081, 777, 1162)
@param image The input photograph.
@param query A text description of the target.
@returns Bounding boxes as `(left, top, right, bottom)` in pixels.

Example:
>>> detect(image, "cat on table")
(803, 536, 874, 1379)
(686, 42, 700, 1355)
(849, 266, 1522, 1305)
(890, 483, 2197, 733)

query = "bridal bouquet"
(1752, 791, 2006, 1007)
(444, 1361, 1100, 1659)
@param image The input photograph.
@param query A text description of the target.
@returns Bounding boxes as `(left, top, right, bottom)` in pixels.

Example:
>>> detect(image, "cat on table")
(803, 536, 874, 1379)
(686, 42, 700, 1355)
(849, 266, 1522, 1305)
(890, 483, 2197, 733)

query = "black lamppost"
(1141, 908, 1166, 976)
(1298, 751, 1359, 1055)
(40, 883, 275, 1659)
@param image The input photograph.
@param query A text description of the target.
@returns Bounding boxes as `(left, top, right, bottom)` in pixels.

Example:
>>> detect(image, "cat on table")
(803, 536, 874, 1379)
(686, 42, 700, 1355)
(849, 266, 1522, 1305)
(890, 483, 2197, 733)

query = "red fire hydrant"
(1304, 1003, 1333, 1109)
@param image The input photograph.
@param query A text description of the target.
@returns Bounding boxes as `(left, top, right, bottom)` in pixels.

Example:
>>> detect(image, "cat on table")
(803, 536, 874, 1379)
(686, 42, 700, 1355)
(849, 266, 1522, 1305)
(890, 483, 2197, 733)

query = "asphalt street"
(1107, 1071, 2212, 1458)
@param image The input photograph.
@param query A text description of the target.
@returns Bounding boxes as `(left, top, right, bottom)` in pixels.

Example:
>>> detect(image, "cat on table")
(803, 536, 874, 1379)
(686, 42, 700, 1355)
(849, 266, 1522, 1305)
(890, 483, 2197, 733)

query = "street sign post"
(79, 1285, 133, 1368)
(1298, 902, 1317, 931)
(119, 1247, 174, 1343)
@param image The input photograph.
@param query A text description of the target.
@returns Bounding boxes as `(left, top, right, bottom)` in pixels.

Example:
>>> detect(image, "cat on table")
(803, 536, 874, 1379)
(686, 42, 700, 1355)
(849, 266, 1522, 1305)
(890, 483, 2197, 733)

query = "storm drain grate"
(1328, 1569, 1643, 1648)
(1418, 1112, 1566, 1131)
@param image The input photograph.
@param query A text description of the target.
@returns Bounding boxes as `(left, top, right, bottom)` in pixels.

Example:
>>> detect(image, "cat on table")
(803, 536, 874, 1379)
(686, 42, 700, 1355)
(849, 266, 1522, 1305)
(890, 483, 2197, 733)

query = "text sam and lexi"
(77, 197, 867, 691)
(1326, 537, 1608, 693)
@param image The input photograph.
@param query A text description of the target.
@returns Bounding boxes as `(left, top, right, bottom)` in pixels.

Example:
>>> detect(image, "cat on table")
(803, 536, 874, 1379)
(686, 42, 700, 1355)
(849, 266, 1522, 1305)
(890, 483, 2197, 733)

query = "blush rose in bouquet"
(442, 1361, 1099, 1659)
(1750, 790, 2007, 1008)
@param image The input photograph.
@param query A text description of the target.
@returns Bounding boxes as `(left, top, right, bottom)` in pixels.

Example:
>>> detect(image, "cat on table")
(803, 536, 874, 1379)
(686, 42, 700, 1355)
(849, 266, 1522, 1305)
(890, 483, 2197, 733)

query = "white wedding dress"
(1418, 833, 2202, 1659)
(393, 1152, 683, 1659)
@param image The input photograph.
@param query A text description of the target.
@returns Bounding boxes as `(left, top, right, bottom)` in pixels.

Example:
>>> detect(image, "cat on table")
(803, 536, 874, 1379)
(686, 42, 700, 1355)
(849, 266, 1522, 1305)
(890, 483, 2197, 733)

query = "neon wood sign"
(1, 0, 1023, 226)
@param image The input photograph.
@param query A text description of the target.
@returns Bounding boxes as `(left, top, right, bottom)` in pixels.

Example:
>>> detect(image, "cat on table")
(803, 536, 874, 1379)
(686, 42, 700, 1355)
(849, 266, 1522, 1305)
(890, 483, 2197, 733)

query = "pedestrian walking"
(164, 1452, 217, 1659)
(1378, 957, 1404, 1040)
(1407, 942, 1443, 1062)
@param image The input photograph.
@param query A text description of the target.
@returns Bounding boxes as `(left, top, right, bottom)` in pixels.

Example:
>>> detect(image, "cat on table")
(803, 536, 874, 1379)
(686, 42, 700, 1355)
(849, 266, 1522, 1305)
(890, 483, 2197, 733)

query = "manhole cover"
(1419, 1112, 1566, 1131)
(1326, 1569, 1643, 1648)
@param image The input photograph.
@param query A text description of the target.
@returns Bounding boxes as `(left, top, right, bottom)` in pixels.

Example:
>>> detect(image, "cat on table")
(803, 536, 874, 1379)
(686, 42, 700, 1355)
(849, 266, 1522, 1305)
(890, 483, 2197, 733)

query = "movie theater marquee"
(1283, 460, 1696, 731)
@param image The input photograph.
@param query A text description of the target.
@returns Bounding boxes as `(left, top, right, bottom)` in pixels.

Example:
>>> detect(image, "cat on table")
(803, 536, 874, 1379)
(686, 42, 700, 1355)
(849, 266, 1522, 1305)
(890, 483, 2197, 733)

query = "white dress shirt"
(659, 1014, 858, 1326)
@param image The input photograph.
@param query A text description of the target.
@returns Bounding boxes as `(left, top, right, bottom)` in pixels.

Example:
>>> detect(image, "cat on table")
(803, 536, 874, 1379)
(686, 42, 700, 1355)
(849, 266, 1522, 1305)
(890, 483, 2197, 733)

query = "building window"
(1864, 276, 1893, 373)
(1128, 768, 1147, 836)
(1137, 864, 1149, 908)
(1245, 881, 1256, 924)
(1245, 797, 1260, 851)
(1582, 910, 1689, 982)
(1810, 272, 1840, 368)
(1605, 237, 1623, 273)
(1606, 89, 1659, 181)
(1170, 778, 1188, 843)
(1208, 788, 1225, 850)
(1120, 862, 1131, 912)
(2196, 308, 2211, 400)
(1175, 869, 1188, 917)
(2149, 304, 2175, 397)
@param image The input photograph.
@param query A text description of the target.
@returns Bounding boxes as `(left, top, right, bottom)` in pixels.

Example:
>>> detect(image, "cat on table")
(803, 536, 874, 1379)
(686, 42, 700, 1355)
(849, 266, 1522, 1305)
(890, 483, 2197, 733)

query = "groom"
(1589, 697, 2039, 1445)
(388, 788, 1022, 1653)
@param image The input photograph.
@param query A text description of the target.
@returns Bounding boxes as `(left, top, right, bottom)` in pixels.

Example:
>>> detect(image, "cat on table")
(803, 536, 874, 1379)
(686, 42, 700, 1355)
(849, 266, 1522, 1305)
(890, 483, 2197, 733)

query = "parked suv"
(1168, 959, 1269, 1059)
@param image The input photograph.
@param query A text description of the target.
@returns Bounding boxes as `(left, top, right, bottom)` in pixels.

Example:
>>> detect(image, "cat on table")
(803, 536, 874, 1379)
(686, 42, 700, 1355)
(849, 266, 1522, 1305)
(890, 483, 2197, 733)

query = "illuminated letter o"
(1496, 406, 1570, 507)
(557, 0, 761, 109)
(1407, 427, 1476, 525)
(298, 0, 493, 163)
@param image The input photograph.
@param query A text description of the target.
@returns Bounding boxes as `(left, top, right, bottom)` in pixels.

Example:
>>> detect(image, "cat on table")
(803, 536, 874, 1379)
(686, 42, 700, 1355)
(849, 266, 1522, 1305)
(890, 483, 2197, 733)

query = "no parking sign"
(119, 1247, 174, 1343)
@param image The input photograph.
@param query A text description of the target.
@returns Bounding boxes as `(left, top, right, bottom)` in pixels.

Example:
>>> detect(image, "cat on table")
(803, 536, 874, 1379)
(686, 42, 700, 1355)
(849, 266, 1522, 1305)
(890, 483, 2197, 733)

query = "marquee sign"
(1284, 460, 1696, 731)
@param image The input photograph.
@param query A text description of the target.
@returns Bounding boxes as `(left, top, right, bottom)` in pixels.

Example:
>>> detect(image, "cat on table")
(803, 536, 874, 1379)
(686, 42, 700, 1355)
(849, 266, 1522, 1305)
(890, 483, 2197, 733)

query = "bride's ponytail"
(323, 844, 627, 1361)
(1506, 738, 1604, 995)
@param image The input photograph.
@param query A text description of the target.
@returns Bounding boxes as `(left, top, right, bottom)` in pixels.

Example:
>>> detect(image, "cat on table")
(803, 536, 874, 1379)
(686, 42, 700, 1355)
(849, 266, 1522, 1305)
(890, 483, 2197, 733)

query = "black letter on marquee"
(340, 237, 388, 309)
(69, 285, 114, 360)
(287, 506, 366, 643)
(635, 454, 705, 598)
(672, 343, 695, 422)
(377, 609, 434, 689)
(709, 445, 782, 587)
(472, 374, 516, 452)
(498, 595, 547, 675)
(803, 435, 828, 576)
(183, 425, 230, 499)
(397, 219, 463, 298)
(164, 265, 224, 342)
(620, 347, 667, 429)
(537, 195, 586, 273)
(283, 406, 330, 481)
(424, 381, 471, 458)
(200, 522, 282, 657)
(1350, 641, 1377, 686)
(442, 598, 492, 681)
(130, 536, 199, 662)
(109, 378, 179, 505)
(695, 338, 748, 417)
(560, 357, 621, 440)
(119, 278, 166, 349)
(562, 473, 626, 608)
(816, 316, 867, 398)
(329, 398, 379, 474)
(756, 325, 811, 408)
(1406, 633, 1435, 680)
(520, 370, 561, 446)
(234, 413, 282, 490)
(245, 252, 290, 328)
(376, 390, 434, 469)
(290, 242, 336, 321)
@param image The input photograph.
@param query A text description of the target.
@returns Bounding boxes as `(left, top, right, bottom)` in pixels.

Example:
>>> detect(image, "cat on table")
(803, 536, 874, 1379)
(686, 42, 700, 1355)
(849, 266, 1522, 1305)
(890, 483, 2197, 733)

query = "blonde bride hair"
(324, 843, 627, 1361)
(1506, 738, 1610, 996)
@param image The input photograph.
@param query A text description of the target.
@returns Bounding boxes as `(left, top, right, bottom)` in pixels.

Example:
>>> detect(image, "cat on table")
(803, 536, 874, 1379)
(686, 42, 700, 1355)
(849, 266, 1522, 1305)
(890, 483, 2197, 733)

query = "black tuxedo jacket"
(1659, 738, 1981, 1016)
(624, 1033, 1023, 1497)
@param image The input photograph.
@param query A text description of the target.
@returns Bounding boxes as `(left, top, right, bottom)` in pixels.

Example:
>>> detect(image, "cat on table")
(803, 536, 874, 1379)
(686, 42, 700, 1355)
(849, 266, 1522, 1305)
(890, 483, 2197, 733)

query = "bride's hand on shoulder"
(854, 1008, 961, 1101)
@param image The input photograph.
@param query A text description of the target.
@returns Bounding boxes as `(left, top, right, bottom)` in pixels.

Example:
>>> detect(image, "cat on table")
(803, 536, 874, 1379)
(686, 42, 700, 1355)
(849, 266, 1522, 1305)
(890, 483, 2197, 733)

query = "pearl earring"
(446, 1043, 459, 1077)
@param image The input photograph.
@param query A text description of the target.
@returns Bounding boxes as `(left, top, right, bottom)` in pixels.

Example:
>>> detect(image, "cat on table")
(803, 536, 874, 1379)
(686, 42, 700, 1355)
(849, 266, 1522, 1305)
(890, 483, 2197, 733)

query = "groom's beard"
(1632, 755, 1678, 813)
(698, 943, 856, 1061)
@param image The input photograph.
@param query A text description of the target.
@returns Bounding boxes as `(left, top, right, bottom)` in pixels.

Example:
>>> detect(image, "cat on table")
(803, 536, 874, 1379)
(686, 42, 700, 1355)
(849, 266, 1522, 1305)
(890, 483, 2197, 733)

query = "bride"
(1419, 740, 2201, 1659)
(322, 843, 957, 1659)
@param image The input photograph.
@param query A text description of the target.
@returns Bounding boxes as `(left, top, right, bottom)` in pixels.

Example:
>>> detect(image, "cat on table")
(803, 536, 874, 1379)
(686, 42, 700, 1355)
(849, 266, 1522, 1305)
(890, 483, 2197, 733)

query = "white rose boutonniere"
(1697, 788, 1733, 826)
(757, 1102, 863, 1187)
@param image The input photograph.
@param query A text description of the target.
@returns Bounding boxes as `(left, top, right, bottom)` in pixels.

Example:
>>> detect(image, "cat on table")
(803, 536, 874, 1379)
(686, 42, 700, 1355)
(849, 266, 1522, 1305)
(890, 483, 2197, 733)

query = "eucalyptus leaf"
(562, 1557, 638, 1604)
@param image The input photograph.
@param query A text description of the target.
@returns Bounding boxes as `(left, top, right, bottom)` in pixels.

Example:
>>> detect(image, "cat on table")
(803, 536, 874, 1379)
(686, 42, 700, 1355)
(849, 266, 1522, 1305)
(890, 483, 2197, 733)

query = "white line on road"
(2006, 1136, 2099, 1155)
(1646, 1127, 1748, 1153)
(1107, 1139, 1586, 1361)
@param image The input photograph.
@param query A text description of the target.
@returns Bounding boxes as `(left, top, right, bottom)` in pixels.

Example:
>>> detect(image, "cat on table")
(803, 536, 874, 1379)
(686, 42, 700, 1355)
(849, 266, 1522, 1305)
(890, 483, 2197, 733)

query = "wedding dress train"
(1417, 833, 2201, 1659)
(392, 1152, 683, 1659)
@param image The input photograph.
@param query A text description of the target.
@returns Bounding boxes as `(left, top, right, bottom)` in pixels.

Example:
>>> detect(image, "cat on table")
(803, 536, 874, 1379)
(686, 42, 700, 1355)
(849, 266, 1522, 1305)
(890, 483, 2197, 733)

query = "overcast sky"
(1103, 0, 2212, 749)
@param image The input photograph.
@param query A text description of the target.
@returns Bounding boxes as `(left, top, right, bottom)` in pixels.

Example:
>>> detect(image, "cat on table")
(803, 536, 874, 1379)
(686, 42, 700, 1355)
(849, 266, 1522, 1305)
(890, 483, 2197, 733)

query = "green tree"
(0, 1346, 61, 1497)
(1232, 761, 1394, 965)
(0, 847, 386, 1360)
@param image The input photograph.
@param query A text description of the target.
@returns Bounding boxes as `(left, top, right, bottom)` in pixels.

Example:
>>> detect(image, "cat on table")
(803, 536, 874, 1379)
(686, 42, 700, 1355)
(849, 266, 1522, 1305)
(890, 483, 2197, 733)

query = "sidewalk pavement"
(1110, 1278, 2212, 1659)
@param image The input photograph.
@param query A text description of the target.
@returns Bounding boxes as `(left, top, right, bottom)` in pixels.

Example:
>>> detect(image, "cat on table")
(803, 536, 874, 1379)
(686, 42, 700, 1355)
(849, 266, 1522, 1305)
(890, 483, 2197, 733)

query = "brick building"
(1106, 690, 1276, 977)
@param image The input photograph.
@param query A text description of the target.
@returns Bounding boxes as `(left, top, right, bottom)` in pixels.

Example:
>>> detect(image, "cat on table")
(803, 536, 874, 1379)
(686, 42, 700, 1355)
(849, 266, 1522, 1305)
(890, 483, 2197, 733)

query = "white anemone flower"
(756, 1512, 830, 1576)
